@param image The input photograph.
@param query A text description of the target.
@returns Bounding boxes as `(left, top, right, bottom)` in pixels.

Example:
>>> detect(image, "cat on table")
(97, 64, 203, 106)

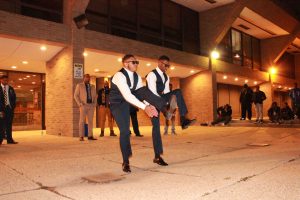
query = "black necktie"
(3, 87, 8, 106)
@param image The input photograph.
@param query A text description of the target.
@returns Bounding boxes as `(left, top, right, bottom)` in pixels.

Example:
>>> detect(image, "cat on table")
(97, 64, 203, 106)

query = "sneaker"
(153, 157, 168, 166)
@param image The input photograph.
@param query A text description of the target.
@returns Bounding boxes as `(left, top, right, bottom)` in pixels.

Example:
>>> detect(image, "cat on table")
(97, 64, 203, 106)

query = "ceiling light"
(94, 69, 100, 72)
(170, 67, 175, 70)
(23, 78, 27, 80)
(17, 85, 21, 88)
(289, 87, 292, 90)
(107, 75, 111, 78)
(234, 54, 240, 58)
(254, 81, 257, 85)
(26, 75, 30, 78)
(22, 61, 28, 64)
(190, 70, 195, 73)
(223, 75, 227, 79)
(11, 66, 17, 69)
(40, 46, 47, 51)
(245, 80, 248, 83)
(19, 78, 22, 81)
(118, 58, 122, 62)
(146, 63, 151, 66)
(278, 85, 282, 88)
(32, 75, 36, 77)
(83, 52, 88, 57)
(284, 87, 287, 89)
(30, 89, 33, 92)
(234, 77, 239, 81)
(32, 82, 36, 84)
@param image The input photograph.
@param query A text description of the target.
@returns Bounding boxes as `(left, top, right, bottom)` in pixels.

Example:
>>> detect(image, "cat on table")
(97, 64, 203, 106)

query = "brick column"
(181, 70, 215, 124)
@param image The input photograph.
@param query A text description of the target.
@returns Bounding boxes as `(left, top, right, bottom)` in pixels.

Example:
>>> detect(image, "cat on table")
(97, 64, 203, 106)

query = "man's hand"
(144, 105, 158, 118)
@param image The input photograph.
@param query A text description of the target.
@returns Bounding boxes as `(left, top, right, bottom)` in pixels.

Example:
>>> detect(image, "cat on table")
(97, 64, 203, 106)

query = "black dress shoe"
(7, 140, 18, 144)
(110, 133, 117, 137)
(88, 137, 97, 140)
(153, 157, 168, 166)
(122, 163, 131, 173)
(181, 118, 196, 129)
(135, 134, 144, 137)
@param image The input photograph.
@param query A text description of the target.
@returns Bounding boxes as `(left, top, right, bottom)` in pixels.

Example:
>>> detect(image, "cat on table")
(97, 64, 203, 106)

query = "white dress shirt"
(1, 84, 10, 106)
(146, 67, 170, 96)
(111, 68, 146, 110)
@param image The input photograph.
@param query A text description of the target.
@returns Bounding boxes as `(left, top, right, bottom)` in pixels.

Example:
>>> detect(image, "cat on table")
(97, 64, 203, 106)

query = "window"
(182, 7, 199, 54)
(252, 37, 261, 70)
(0, 0, 63, 23)
(218, 31, 232, 63)
(110, 0, 137, 40)
(242, 33, 252, 68)
(138, 0, 162, 45)
(231, 29, 242, 65)
(86, 0, 109, 33)
(162, 0, 182, 50)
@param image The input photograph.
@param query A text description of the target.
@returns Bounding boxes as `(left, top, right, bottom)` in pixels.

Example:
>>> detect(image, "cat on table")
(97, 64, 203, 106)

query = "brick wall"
(180, 70, 214, 124)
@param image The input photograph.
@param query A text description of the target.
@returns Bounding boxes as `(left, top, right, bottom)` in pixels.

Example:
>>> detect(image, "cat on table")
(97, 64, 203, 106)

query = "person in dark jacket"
(289, 83, 300, 118)
(253, 85, 266, 123)
(268, 102, 281, 123)
(211, 104, 232, 126)
(281, 102, 294, 120)
(97, 81, 116, 137)
(239, 84, 253, 120)
(0, 75, 17, 145)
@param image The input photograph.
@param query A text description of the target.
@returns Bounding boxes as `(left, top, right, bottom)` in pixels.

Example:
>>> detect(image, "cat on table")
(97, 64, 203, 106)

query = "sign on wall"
(74, 63, 83, 79)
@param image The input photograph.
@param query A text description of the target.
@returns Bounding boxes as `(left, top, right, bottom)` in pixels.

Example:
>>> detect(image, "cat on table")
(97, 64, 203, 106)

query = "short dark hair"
(83, 74, 90, 77)
(122, 54, 135, 63)
(0, 75, 8, 79)
(158, 55, 170, 61)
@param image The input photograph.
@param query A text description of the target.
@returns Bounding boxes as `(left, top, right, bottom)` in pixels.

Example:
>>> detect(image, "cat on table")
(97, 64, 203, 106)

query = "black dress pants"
(162, 89, 187, 117)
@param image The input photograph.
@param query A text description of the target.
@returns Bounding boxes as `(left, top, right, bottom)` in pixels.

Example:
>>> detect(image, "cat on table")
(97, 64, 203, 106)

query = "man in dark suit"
(0, 75, 17, 145)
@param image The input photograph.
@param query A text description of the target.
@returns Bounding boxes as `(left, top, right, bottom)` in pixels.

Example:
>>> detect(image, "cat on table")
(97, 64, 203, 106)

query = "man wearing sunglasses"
(146, 55, 196, 133)
(109, 54, 172, 173)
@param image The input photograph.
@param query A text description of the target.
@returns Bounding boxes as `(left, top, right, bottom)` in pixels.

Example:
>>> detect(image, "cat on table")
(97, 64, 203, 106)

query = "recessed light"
(19, 78, 22, 81)
(32, 82, 36, 84)
(32, 75, 36, 77)
(190, 70, 195, 73)
(118, 58, 122, 62)
(223, 75, 227, 79)
(254, 81, 257, 85)
(26, 75, 30, 78)
(278, 85, 282, 88)
(22, 61, 28, 64)
(23, 78, 27, 80)
(234, 77, 238, 81)
(289, 87, 292, 90)
(83, 52, 88, 57)
(11, 66, 17, 69)
(40, 46, 47, 51)
(94, 69, 100, 72)
(245, 80, 248, 83)
(30, 89, 33, 92)
(170, 67, 175, 70)
(146, 63, 151, 66)
(17, 85, 21, 88)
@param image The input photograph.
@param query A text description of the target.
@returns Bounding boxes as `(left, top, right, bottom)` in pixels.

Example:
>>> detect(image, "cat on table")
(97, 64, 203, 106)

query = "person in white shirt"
(146, 55, 196, 132)
(109, 54, 172, 173)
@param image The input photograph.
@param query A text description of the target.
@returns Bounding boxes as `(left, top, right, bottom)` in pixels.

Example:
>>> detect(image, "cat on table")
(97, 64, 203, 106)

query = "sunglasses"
(160, 61, 170, 68)
(126, 61, 139, 65)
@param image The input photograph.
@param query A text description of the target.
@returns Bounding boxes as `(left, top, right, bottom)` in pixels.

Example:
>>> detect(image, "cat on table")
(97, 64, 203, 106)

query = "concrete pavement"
(0, 126, 299, 200)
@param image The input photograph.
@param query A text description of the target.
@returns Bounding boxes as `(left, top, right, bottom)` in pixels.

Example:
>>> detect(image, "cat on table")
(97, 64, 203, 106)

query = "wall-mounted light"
(211, 50, 220, 59)
(269, 67, 277, 75)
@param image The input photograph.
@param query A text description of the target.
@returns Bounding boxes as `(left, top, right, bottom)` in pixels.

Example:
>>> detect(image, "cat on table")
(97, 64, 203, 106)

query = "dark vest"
(152, 69, 168, 96)
(109, 68, 138, 105)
